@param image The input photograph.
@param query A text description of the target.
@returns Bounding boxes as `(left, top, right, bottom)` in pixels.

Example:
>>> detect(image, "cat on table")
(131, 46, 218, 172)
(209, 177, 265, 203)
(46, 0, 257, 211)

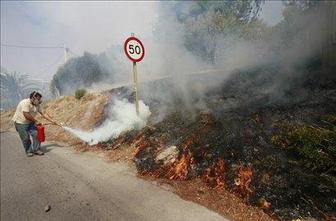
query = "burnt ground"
(3, 66, 334, 220)
(99, 68, 336, 221)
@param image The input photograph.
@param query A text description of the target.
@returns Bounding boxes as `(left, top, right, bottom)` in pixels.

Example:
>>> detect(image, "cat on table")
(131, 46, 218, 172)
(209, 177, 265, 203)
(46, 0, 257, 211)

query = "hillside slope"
(1, 71, 335, 221)
(0, 93, 109, 146)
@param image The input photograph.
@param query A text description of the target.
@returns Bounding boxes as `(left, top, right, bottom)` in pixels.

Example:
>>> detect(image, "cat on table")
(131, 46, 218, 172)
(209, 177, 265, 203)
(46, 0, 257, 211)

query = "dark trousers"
(14, 122, 40, 153)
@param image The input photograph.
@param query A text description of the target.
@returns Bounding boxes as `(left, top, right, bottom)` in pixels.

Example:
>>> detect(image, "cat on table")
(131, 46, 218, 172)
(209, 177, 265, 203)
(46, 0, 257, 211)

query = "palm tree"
(0, 70, 39, 109)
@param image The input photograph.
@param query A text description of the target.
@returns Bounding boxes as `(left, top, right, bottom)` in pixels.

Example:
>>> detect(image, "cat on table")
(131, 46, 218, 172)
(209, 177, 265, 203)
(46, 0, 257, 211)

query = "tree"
(50, 52, 110, 95)
(282, 0, 319, 11)
(175, 1, 264, 24)
(0, 70, 39, 109)
(171, 1, 265, 64)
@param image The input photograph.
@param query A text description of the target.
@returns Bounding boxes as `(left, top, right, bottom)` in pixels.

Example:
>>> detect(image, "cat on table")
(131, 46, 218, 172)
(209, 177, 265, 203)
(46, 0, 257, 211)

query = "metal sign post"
(133, 61, 140, 115)
(124, 33, 145, 116)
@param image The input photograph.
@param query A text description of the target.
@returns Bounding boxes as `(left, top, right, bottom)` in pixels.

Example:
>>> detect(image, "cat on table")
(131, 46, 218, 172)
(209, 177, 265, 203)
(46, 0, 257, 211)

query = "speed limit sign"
(124, 34, 145, 116)
(124, 36, 145, 63)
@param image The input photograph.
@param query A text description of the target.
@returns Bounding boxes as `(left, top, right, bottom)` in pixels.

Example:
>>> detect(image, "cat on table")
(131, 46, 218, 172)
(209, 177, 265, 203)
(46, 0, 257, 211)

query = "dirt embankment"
(5, 83, 334, 221)
(0, 91, 276, 221)
(0, 93, 109, 147)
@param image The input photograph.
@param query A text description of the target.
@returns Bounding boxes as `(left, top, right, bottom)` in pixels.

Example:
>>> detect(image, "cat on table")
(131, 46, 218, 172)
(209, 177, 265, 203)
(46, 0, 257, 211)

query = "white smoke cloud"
(3, 1, 329, 120)
(53, 2, 330, 114)
(63, 98, 151, 145)
(1, 1, 159, 80)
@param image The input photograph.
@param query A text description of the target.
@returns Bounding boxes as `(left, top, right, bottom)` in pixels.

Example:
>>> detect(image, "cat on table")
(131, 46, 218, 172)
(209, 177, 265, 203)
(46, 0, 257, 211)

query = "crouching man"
(12, 91, 59, 157)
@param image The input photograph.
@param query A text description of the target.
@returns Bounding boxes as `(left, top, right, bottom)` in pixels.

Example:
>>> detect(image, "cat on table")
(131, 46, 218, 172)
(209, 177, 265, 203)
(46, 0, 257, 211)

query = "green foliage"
(49, 77, 58, 97)
(172, 1, 265, 64)
(74, 88, 86, 100)
(272, 119, 336, 174)
(175, 1, 264, 24)
(282, 0, 319, 11)
(0, 70, 39, 109)
(269, 1, 326, 55)
(169, 0, 330, 68)
(51, 52, 110, 95)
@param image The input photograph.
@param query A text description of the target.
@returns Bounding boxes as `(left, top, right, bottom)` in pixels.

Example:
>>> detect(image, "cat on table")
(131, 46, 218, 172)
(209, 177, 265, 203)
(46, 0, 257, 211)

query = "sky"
(0, 1, 284, 82)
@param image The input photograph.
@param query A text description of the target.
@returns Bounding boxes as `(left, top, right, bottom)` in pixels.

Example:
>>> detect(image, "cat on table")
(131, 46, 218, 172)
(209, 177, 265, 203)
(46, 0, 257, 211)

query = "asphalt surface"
(1, 132, 229, 221)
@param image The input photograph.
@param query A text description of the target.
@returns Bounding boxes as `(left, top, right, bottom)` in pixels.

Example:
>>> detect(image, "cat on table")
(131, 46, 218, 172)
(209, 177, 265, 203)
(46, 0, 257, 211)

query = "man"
(12, 91, 59, 157)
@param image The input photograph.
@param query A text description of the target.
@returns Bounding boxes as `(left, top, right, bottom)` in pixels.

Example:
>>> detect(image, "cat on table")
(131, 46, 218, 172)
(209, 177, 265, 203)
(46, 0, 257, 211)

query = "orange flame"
(182, 138, 194, 151)
(203, 159, 226, 188)
(234, 165, 253, 199)
(132, 133, 149, 159)
(259, 198, 271, 210)
(214, 159, 226, 189)
(167, 151, 192, 180)
(166, 137, 199, 180)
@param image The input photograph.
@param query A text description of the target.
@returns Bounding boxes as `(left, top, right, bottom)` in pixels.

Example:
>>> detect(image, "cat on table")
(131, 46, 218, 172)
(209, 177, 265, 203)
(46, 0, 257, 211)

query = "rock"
(155, 146, 179, 165)
(44, 204, 51, 212)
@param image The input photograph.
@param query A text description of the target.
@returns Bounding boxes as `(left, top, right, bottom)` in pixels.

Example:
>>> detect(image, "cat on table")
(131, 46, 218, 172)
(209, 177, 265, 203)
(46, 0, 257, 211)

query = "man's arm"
(23, 112, 39, 124)
(38, 111, 59, 126)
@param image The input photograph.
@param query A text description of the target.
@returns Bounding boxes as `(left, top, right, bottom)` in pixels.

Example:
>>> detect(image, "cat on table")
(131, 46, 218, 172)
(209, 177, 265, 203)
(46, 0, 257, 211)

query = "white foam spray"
(63, 98, 151, 145)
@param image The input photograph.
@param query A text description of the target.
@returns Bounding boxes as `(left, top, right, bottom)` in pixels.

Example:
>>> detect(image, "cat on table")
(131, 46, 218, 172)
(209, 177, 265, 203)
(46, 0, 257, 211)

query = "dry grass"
(1, 93, 275, 221)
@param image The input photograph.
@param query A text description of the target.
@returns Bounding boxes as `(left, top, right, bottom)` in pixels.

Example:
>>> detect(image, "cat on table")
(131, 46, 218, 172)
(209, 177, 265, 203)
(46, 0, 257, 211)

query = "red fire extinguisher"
(37, 124, 45, 143)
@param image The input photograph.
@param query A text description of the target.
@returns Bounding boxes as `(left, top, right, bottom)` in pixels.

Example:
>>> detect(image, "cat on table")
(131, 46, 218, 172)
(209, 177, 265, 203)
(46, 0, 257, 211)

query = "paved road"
(1, 132, 229, 221)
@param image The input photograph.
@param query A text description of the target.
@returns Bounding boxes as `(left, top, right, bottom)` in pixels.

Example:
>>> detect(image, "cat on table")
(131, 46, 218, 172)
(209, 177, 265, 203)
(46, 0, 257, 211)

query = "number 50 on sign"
(124, 36, 145, 63)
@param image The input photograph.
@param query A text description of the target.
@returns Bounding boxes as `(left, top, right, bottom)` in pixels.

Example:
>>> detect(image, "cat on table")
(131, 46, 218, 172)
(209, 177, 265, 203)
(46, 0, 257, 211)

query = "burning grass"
(233, 165, 253, 200)
(2, 76, 334, 220)
(102, 105, 336, 220)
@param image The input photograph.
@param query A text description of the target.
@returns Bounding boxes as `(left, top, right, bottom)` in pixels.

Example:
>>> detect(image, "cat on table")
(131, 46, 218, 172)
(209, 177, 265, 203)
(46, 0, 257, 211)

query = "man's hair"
(29, 91, 42, 99)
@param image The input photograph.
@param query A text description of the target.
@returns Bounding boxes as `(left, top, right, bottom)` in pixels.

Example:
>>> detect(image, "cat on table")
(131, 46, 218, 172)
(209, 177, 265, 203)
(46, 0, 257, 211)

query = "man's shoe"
(26, 152, 34, 157)
(34, 150, 44, 156)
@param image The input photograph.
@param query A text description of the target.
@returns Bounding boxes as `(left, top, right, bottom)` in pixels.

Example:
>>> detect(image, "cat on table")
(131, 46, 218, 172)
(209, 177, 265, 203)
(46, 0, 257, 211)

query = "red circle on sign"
(124, 37, 145, 63)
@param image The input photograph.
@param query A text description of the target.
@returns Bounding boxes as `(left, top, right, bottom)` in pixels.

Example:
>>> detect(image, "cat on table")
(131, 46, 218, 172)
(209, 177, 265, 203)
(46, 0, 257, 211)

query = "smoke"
(139, 2, 330, 114)
(42, 2, 332, 123)
(63, 98, 151, 145)
(89, 2, 330, 123)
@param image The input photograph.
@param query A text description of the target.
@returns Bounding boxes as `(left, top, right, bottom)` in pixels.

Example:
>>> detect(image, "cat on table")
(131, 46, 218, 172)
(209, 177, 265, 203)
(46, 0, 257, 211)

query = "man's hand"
(39, 111, 60, 126)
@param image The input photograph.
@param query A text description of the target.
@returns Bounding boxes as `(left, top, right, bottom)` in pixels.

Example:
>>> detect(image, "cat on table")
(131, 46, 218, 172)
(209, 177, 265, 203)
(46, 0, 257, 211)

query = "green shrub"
(272, 119, 336, 173)
(75, 89, 86, 100)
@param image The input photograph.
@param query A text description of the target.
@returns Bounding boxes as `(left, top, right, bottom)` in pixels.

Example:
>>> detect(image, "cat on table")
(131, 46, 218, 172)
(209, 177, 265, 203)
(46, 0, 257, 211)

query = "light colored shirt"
(12, 98, 42, 124)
